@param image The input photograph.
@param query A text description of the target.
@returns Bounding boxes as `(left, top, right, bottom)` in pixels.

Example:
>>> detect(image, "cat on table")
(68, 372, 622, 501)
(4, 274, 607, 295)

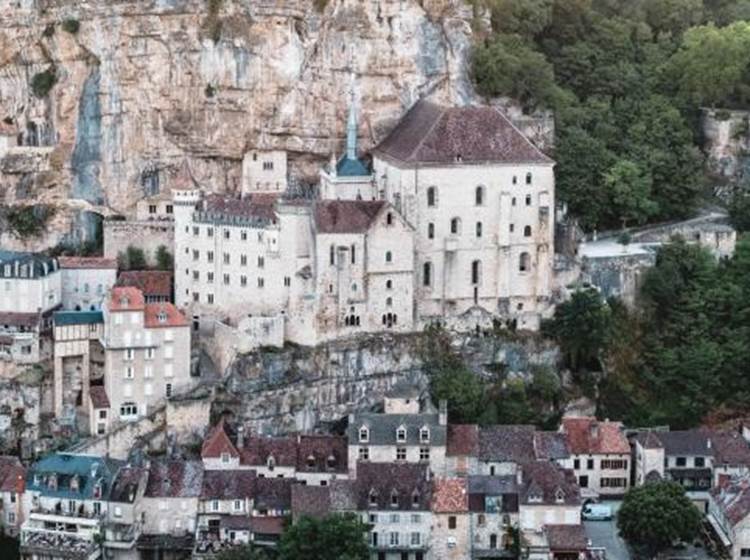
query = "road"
(584, 501, 631, 560)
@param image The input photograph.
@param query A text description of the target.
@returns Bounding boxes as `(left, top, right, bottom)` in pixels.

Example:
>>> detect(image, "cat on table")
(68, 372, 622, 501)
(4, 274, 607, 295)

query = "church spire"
(346, 74, 357, 161)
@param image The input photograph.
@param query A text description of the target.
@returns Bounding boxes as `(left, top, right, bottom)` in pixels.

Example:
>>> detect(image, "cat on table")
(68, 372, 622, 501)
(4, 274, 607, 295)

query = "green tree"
(666, 22, 750, 107)
(278, 514, 369, 560)
(472, 34, 566, 111)
(618, 481, 702, 557)
(118, 246, 147, 271)
(729, 189, 750, 232)
(546, 288, 612, 371)
(485, 0, 554, 37)
(430, 365, 487, 424)
(603, 159, 658, 227)
(155, 245, 174, 271)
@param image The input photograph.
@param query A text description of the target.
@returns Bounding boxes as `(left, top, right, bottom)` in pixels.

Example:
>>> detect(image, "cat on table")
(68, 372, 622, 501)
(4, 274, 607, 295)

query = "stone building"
(347, 390, 447, 477)
(0, 250, 61, 364)
(468, 475, 519, 558)
(104, 465, 148, 560)
(241, 149, 288, 196)
(58, 257, 117, 312)
(560, 417, 630, 499)
(116, 270, 173, 303)
(0, 456, 25, 537)
(709, 474, 750, 560)
(102, 286, 192, 425)
(372, 100, 556, 331)
(431, 478, 470, 560)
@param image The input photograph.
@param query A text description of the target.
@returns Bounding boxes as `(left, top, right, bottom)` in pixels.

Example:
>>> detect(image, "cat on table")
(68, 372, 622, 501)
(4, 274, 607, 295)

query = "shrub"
(118, 246, 147, 271)
(31, 68, 57, 98)
(155, 245, 174, 271)
(42, 24, 55, 38)
(205, 84, 216, 98)
(5, 205, 56, 238)
(62, 18, 80, 34)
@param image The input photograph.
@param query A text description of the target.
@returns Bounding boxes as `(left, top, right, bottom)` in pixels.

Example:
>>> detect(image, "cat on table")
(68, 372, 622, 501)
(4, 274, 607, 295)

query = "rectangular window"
(193, 226, 199, 236)
(207, 228, 214, 237)
(258, 277, 265, 288)
(396, 447, 406, 461)
(587, 458, 594, 470)
(207, 251, 214, 263)
(741, 550, 750, 558)
(165, 383, 172, 398)
(390, 513, 400, 523)
(125, 366, 134, 379)
(241, 231, 247, 241)
(241, 255, 248, 266)
(144, 365, 153, 378)
(390, 532, 399, 546)
(284, 276, 291, 287)
(695, 457, 705, 467)
(164, 364, 174, 378)
(164, 345, 174, 359)
(192, 292, 199, 302)
(224, 230, 230, 240)
(411, 532, 421, 546)
(223, 253, 230, 265)
(166, 204, 173, 214)
(146, 348, 155, 360)
(240, 275, 247, 287)
(573, 458, 580, 470)
(676, 457, 687, 467)
(601, 459, 628, 470)
(223, 274, 230, 285)
(207, 272, 214, 284)
(192, 270, 199, 281)
(359, 447, 369, 461)
(207, 294, 214, 304)
(258, 256, 265, 268)
(192, 250, 199, 261)
(448, 516, 456, 529)
(601, 478, 627, 488)
(125, 348, 134, 361)
(419, 447, 430, 461)
(411, 514, 421, 523)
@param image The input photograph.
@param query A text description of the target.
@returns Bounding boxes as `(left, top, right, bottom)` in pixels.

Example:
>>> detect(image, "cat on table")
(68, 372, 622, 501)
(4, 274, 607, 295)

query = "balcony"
(21, 526, 100, 560)
(30, 506, 104, 526)
(104, 522, 139, 549)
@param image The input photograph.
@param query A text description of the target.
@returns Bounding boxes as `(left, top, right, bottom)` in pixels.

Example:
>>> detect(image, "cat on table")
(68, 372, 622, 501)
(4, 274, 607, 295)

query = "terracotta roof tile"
(296, 435, 348, 474)
(447, 424, 479, 457)
(89, 386, 110, 409)
(544, 524, 588, 551)
(201, 420, 240, 459)
(314, 200, 386, 234)
(145, 460, 204, 498)
(711, 476, 750, 526)
(374, 100, 553, 166)
(712, 431, 750, 466)
(0, 456, 25, 493)
(479, 425, 536, 463)
(59, 256, 117, 270)
(291, 485, 331, 520)
(200, 470, 256, 500)
(431, 478, 468, 513)
(117, 271, 172, 298)
(561, 417, 630, 455)
(143, 303, 188, 328)
(109, 287, 145, 311)
(241, 435, 298, 468)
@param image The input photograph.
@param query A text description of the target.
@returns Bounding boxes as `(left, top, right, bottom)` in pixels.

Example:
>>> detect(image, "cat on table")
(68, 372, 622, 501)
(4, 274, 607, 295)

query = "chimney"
(237, 425, 245, 449)
(438, 400, 448, 426)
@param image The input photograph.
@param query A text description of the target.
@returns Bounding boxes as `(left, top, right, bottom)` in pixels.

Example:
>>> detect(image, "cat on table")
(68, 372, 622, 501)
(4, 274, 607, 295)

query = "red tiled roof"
(447, 424, 479, 457)
(561, 417, 630, 455)
(314, 200, 385, 234)
(109, 287, 145, 311)
(0, 456, 25, 493)
(712, 431, 750, 466)
(59, 256, 117, 270)
(296, 435, 348, 474)
(241, 435, 297, 467)
(431, 478, 468, 513)
(544, 524, 588, 551)
(374, 100, 553, 166)
(711, 476, 750, 526)
(201, 470, 256, 500)
(144, 303, 188, 328)
(201, 420, 240, 459)
(250, 516, 285, 535)
(117, 271, 172, 298)
(201, 193, 278, 222)
(145, 460, 204, 498)
(89, 386, 110, 409)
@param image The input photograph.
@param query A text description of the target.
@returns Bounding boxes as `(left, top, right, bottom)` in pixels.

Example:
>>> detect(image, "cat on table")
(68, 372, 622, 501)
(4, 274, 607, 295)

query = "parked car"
(582, 503, 613, 521)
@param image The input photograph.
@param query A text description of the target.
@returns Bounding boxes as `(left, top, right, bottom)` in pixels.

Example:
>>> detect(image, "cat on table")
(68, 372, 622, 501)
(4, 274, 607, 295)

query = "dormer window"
(157, 311, 167, 323)
(359, 426, 369, 443)
(307, 455, 316, 469)
(390, 490, 399, 508)
(267, 456, 276, 471)
(120, 296, 129, 306)
(419, 427, 430, 443)
(411, 490, 420, 508)
(528, 492, 542, 503)
(221, 452, 230, 464)
(70, 476, 79, 492)
(326, 455, 336, 470)
(48, 474, 57, 490)
(369, 489, 378, 507)
(555, 489, 565, 504)
(396, 426, 407, 443)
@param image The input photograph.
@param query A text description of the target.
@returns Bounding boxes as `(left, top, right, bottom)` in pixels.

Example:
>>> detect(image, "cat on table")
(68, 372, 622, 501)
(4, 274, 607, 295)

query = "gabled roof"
(314, 200, 386, 234)
(241, 435, 297, 468)
(447, 424, 479, 457)
(479, 425, 536, 463)
(712, 431, 750, 466)
(108, 287, 145, 311)
(0, 456, 25, 493)
(634, 430, 711, 456)
(296, 435, 348, 474)
(201, 420, 240, 459)
(117, 271, 172, 298)
(354, 462, 432, 511)
(347, 412, 446, 446)
(534, 431, 571, 461)
(291, 485, 331, 519)
(711, 476, 750, 526)
(336, 154, 370, 177)
(200, 470, 256, 500)
(144, 303, 188, 328)
(561, 417, 630, 455)
(374, 100, 553, 166)
(520, 461, 581, 506)
(27, 453, 122, 500)
(431, 478, 468, 513)
(90, 386, 110, 409)
(58, 256, 117, 270)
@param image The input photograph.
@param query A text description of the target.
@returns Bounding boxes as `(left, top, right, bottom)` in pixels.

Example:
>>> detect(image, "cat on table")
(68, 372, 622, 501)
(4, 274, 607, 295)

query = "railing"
(31, 506, 104, 522)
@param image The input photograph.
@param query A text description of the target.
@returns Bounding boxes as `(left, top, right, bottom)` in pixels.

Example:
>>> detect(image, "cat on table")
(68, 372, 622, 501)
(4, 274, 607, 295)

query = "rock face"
(0, 0, 480, 249)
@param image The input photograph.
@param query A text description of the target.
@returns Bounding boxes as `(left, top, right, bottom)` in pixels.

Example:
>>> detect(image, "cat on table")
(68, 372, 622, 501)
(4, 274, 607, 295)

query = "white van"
(582, 503, 613, 521)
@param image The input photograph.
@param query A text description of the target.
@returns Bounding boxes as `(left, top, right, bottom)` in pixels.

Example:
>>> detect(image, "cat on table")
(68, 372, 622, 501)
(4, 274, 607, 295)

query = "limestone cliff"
(0, 0, 482, 249)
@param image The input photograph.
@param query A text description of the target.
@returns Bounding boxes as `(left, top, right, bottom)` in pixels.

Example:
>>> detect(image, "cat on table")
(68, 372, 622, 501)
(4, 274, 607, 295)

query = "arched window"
(386, 279, 392, 290)
(359, 426, 369, 442)
(476, 222, 482, 238)
(526, 172, 532, 185)
(472, 260, 481, 285)
(475, 185, 484, 206)
(525, 194, 532, 206)
(344, 316, 350, 326)
(329, 244, 335, 266)
(519, 252, 531, 272)
(423, 262, 432, 287)
(450, 217, 461, 235)
(512, 175, 518, 185)
(524, 225, 532, 237)
(427, 186, 437, 207)
(385, 251, 392, 263)
(428, 223, 435, 239)
(511, 197, 517, 206)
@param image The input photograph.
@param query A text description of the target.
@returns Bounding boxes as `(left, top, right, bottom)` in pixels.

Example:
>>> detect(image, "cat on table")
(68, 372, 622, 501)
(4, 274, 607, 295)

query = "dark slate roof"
(347, 412, 446, 446)
(374, 100, 553, 166)
(291, 485, 331, 519)
(109, 466, 146, 503)
(314, 200, 385, 234)
(0, 250, 58, 278)
(241, 436, 298, 468)
(520, 462, 581, 506)
(534, 432, 571, 461)
(253, 478, 293, 511)
(144, 460, 204, 498)
(354, 462, 432, 511)
(330, 480, 358, 511)
(544, 524, 588, 551)
(26, 453, 122, 500)
(54, 311, 104, 326)
(200, 470, 256, 500)
(220, 515, 252, 530)
(0, 311, 40, 328)
(137, 533, 194, 551)
(447, 424, 479, 457)
(479, 425, 536, 463)
(468, 475, 519, 496)
(712, 431, 750, 466)
(636, 430, 713, 456)
(195, 193, 278, 226)
(296, 435, 348, 474)
(336, 154, 370, 177)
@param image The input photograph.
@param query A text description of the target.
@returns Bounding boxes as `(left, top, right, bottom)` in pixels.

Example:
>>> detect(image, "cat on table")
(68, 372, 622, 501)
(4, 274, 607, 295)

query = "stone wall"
(103, 219, 174, 266)
(0, 368, 45, 457)
(703, 108, 750, 187)
(223, 331, 560, 435)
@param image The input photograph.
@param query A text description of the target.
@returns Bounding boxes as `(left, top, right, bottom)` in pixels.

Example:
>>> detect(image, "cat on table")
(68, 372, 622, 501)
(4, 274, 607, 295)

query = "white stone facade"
(241, 150, 288, 196)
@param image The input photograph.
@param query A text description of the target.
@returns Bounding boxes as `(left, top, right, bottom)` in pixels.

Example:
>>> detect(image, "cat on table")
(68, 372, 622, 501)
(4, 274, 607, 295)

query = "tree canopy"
(618, 481, 702, 556)
(278, 514, 370, 560)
